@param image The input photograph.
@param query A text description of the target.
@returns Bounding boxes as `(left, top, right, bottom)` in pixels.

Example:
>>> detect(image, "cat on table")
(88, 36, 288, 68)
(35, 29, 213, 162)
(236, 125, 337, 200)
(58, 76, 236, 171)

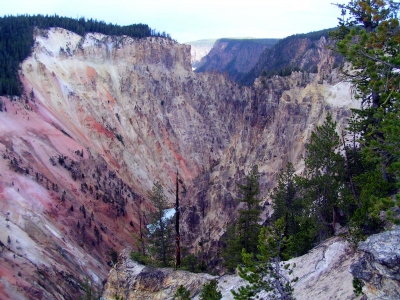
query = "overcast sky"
(2, 0, 343, 43)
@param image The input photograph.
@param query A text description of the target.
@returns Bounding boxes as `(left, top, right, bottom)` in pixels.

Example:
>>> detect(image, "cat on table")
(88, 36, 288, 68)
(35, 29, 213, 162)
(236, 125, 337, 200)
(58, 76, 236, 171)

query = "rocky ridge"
(102, 236, 360, 299)
(240, 30, 344, 86)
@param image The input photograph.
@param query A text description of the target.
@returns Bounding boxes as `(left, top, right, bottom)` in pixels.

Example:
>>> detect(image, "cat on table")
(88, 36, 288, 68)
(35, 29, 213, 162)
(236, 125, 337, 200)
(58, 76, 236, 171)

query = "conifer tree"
(331, 0, 400, 231)
(199, 279, 222, 300)
(173, 285, 191, 300)
(147, 181, 174, 267)
(236, 165, 262, 256)
(222, 166, 262, 271)
(299, 114, 348, 242)
(232, 218, 295, 300)
(271, 162, 301, 258)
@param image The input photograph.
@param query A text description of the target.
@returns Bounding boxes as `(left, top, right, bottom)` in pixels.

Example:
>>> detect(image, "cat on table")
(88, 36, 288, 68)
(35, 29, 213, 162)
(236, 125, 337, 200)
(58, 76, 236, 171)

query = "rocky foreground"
(103, 236, 358, 299)
(103, 226, 400, 300)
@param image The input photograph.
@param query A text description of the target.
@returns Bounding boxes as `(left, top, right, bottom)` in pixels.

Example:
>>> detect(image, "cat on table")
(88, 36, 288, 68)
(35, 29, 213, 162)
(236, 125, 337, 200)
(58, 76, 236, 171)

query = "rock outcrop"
(351, 226, 400, 299)
(289, 237, 360, 300)
(102, 236, 360, 299)
(102, 249, 215, 300)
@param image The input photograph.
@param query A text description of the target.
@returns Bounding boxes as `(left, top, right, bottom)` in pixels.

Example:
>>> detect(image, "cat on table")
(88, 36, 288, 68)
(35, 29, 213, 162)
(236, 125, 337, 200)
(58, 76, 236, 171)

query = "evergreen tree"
(221, 222, 243, 272)
(236, 165, 262, 257)
(222, 166, 262, 272)
(147, 181, 174, 267)
(271, 162, 301, 258)
(331, 0, 400, 232)
(232, 218, 295, 300)
(199, 279, 222, 300)
(298, 114, 348, 242)
(173, 285, 191, 300)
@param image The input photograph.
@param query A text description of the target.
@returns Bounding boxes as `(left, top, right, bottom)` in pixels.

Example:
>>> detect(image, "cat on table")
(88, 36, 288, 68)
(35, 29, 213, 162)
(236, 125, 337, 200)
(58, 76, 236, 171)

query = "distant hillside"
(185, 39, 217, 69)
(195, 38, 279, 81)
(240, 29, 343, 85)
(0, 14, 170, 96)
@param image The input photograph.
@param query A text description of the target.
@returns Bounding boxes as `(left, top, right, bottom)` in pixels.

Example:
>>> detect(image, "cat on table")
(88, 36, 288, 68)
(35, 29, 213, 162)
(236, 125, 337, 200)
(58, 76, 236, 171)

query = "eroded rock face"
(195, 38, 278, 82)
(0, 27, 357, 299)
(351, 226, 400, 299)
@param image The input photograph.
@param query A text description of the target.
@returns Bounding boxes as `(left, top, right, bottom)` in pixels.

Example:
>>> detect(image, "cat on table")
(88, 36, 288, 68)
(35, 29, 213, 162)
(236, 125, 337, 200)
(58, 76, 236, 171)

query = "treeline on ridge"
(239, 28, 343, 85)
(0, 14, 171, 97)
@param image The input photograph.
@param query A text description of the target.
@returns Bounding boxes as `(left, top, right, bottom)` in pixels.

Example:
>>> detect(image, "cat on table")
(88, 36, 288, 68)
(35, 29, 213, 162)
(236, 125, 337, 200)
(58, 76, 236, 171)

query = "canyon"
(194, 38, 279, 81)
(0, 27, 363, 299)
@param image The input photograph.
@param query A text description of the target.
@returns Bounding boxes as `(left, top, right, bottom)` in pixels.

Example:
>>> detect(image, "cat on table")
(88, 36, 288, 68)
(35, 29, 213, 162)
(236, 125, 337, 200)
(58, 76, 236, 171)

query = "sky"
(2, 0, 344, 43)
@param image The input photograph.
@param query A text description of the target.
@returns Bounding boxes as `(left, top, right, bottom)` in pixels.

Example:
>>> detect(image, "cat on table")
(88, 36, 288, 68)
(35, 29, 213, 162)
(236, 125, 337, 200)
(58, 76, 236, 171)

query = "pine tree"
(147, 181, 174, 267)
(199, 279, 222, 300)
(232, 218, 295, 300)
(221, 223, 243, 272)
(271, 162, 301, 258)
(299, 114, 348, 242)
(222, 166, 262, 272)
(331, 0, 400, 231)
(236, 165, 262, 257)
(173, 285, 191, 300)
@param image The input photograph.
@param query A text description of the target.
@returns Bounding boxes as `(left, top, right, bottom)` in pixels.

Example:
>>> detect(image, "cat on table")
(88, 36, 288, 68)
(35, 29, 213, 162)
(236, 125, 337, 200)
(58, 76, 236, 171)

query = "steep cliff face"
(0, 27, 356, 299)
(182, 70, 358, 265)
(195, 38, 279, 81)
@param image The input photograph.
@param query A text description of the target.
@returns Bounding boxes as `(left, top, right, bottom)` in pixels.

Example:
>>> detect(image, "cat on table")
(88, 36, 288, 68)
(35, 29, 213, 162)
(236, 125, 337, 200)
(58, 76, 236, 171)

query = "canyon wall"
(195, 38, 279, 81)
(186, 39, 216, 70)
(0, 27, 356, 299)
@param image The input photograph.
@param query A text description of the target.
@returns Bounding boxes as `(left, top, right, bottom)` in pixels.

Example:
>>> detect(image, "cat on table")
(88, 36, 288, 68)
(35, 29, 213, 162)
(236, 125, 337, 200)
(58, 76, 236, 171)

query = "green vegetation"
(173, 285, 191, 300)
(0, 14, 171, 96)
(79, 277, 100, 300)
(130, 250, 151, 265)
(222, 166, 261, 272)
(331, 0, 400, 236)
(199, 279, 222, 300)
(232, 218, 295, 300)
(109, 248, 118, 266)
(131, 181, 174, 267)
(299, 115, 350, 243)
(234, 1, 400, 296)
(270, 162, 301, 258)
